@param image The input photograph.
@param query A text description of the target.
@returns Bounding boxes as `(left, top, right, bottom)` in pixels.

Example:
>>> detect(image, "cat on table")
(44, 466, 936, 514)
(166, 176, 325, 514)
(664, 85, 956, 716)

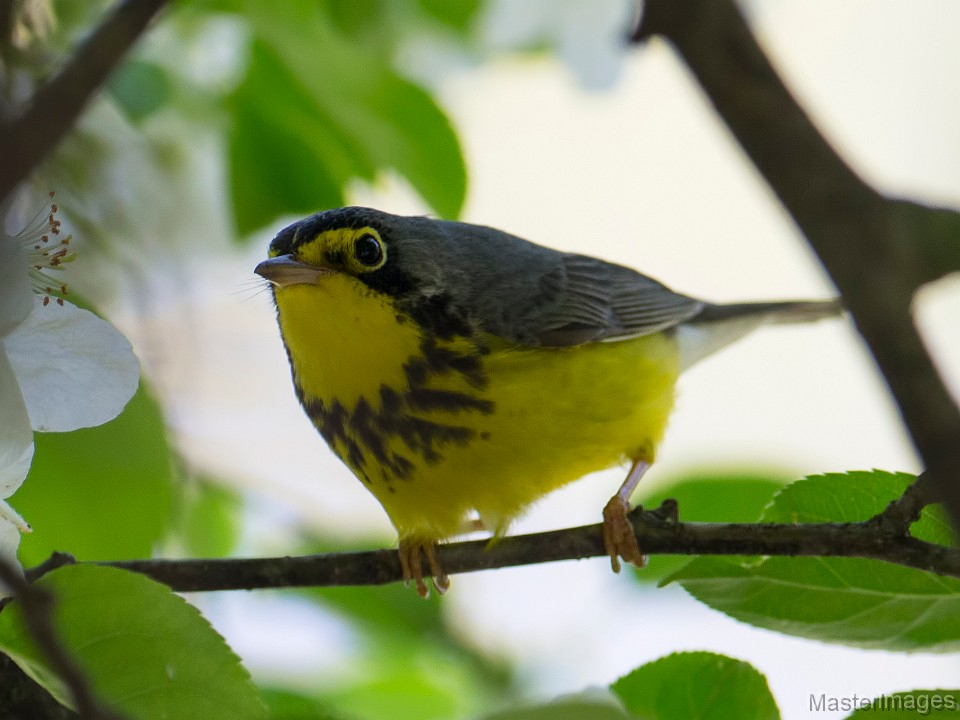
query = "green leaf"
(416, 0, 482, 33)
(259, 687, 347, 720)
(477, 690, 630, 720)
(305, 546, 512, 687)
(634, 472, 787, 582)
(359, 73, 466, 219)
(326, 663, 478, 720)
(107, 60, 172, 123)
(14, 382, 176, 566)
(228, 40, 347, 236)
(228, 2, 466, 236)
(0, 565, 266, 720)
(610, 652, 780, 720)
(305, 578, 510, 720)
(668, 471, 960, 652)
(287, 538, 511, 720)
(314, 576, 447, 641)
(911, 503, 956, 547)
(843, 690, 960, 717)
(320, 0, 387, 38)
(181, 481, 242, 558)
(759, 471, 918, 525)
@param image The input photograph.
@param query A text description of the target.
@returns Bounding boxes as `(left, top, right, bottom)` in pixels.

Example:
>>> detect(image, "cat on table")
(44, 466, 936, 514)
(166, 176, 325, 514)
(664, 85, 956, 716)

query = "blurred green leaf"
(229, 40, 347, 237)
(228, 1, 466, 236)
(610, 652, 779, 720)
(319, 583, 443, 638)
(843, 690, 960, 717)
(286, 535, 512, 719)
(14, 382, 176, 566)
(477, 691, 630, 720)
(181, 481, 242, 558)
(260, 687, 349, 720)
(416, 0, 482, 32)
(320, 0, 387, 38)
(634, 472, 787, 581)
(107, 60, 173, 123)
(304, 581, 512, 719)
(326, 660, 477, 720)
(668, 471, 960, 652)
(0, 565, 266, 720)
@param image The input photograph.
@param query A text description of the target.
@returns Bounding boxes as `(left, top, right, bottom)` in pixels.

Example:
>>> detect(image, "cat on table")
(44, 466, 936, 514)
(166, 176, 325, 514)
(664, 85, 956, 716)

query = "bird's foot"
(602, 496, 647, 574)
(398, 538, 450, 598)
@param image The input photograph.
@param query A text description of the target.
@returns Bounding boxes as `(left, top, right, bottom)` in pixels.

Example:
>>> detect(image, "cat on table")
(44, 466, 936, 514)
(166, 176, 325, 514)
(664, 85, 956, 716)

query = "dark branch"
(0, 653, 78, 720)
(633, 0, 960, 528)
(0, 0, 169, 203)
(874, 472, 939, 533)
(46, 503, 958, 593)
(0, 653, 77, 720)
(0, 559, 126, 720)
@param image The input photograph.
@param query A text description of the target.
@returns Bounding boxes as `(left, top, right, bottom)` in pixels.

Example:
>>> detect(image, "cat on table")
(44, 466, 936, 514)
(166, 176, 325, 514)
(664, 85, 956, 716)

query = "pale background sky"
(113, 1, 960, 718)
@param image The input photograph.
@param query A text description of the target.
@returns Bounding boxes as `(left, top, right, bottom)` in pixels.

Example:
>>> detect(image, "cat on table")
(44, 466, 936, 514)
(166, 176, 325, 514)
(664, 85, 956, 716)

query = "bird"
(255, 206, 842, 597)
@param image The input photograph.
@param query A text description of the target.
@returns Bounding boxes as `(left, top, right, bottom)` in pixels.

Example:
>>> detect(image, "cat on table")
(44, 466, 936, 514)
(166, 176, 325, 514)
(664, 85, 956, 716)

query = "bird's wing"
(477, 253, 705, 347)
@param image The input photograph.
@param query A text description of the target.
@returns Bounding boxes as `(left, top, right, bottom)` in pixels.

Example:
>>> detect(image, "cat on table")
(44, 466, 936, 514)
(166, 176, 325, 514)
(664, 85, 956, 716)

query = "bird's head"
(254, 207, 412, 294)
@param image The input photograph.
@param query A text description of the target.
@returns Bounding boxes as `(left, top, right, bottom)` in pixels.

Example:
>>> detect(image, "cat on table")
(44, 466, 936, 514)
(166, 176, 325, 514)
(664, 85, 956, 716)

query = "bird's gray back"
(389, 215, 704, 347)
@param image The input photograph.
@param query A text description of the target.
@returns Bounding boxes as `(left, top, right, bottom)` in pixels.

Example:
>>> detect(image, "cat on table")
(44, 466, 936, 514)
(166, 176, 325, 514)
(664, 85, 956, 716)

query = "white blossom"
(0, 194, 140, 580)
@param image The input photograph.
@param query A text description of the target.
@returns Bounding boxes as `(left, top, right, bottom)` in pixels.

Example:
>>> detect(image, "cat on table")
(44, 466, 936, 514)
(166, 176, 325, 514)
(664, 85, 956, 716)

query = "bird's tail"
(676, 299, 844, 371)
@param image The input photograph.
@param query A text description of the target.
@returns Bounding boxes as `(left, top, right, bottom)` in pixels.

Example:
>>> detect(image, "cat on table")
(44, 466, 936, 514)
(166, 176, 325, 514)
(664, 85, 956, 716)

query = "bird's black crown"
(269, 207, 391, 256)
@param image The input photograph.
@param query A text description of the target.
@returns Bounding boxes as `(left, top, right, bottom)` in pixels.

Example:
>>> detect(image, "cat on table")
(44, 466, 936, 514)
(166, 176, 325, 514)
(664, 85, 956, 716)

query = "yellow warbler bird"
(255, 207, 841, 596)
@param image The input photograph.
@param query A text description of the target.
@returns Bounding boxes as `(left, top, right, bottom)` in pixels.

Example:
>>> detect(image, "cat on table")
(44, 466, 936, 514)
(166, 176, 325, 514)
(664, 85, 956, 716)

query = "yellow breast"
(273, 275, 680, 541)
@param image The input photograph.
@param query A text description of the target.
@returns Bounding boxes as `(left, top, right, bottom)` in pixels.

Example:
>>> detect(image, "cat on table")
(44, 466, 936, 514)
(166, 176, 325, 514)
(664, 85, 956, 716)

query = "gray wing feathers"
(503, 254, 704, 347)
(397, 217, 833, 349)
(528, 255, 703, 346)
(408, 219, 705, 347)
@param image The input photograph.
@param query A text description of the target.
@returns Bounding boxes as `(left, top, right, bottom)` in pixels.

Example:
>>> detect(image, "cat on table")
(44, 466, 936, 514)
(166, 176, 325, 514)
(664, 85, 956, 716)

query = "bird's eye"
(353, 233, 384, 268)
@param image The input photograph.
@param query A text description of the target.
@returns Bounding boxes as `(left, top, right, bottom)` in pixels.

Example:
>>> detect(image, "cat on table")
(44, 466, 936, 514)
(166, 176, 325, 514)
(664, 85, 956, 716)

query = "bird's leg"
(602, 459, 651, 573)
(398, 537, 450, 598)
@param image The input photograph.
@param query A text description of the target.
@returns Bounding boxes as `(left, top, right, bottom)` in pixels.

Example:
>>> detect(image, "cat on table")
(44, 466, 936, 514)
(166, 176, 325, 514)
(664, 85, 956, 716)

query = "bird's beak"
(254, 255, 333, 287)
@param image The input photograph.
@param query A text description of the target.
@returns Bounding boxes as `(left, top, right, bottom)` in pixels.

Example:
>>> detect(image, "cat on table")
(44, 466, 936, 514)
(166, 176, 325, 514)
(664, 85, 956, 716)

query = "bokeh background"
(9, 1, 960, 718)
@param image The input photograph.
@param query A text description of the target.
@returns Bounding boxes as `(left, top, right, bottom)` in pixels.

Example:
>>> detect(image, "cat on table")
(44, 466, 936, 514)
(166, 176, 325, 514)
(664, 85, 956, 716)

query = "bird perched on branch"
(256, 207, 841, 597)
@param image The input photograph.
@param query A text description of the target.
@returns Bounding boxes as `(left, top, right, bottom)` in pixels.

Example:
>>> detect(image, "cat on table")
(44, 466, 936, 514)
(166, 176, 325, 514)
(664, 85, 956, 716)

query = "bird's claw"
(398, 538, 450, 598)
(602, 496, 647, 573)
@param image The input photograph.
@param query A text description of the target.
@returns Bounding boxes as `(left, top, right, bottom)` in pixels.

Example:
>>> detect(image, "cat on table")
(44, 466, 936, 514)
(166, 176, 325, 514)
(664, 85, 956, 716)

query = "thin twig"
(24, 552, 77, 584)
(633, 0, 960, 529)
(0, 559, 126, 720)
(39, 504, 956, 593)
(874, 473, 939, 533)
(0, 0, 169, 203)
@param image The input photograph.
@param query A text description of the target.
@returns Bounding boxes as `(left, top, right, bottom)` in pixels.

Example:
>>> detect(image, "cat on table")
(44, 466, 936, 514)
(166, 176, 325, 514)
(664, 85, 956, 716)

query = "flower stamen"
(15, 191, 76, 304)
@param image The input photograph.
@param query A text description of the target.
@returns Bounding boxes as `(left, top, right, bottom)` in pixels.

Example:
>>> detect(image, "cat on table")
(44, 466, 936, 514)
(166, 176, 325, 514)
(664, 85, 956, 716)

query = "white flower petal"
(5, 297, 140, 432)
(0, 233, 34, 337)
(0, 347, 34, 499)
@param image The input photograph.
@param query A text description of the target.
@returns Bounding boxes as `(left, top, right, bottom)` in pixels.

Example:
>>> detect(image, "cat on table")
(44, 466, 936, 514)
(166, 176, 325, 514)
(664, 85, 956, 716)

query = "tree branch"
(0, 653, 78, 720)
(39, 503, 954, 593)
(873, 472, 938, 533)
(0, 559, 126, 720)
(0, 0, 169, 203)
(632, 0, 960, 528)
